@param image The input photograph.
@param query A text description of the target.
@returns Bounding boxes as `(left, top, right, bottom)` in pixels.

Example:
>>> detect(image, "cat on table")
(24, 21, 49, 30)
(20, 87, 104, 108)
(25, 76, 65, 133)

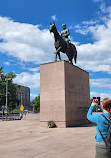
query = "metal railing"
(0, 114, 21, 121)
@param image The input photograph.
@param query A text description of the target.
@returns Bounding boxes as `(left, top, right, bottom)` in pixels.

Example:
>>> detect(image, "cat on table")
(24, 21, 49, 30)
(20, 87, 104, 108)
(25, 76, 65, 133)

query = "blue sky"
(0, 0, 111, 100)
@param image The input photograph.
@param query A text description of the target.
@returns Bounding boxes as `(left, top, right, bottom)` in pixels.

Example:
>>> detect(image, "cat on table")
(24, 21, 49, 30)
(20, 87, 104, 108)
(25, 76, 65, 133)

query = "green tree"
(31, 94, 40, 113)
(0, 67, 19, 111)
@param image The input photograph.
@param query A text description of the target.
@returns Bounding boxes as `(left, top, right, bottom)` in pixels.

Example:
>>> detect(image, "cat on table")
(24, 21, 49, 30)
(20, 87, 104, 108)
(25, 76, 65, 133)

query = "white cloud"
(93, 0, 111, 17)
(73, 3, 111, 74)
(4, 61, 10, 66)
(13, 72, 40, 90)
(100, 3, 106, 13)
(73, 19, 99, 35)
(82, 20, 99, 25)
(30, 93, 38, 100)
(90, 78, 111, 89)
(0, 16, 55, 64)
(99, 2, 111, 15)
(51, 15, 58, 21)
(90, 92, 111, 100)
(28, 67, 40, 72)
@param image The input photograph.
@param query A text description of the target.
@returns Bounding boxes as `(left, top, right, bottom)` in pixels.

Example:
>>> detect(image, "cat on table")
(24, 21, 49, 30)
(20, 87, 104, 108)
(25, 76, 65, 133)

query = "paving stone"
(0, 113, 96, 158)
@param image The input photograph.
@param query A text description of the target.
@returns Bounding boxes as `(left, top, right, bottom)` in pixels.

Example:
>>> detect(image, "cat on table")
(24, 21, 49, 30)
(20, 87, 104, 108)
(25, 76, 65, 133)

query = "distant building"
(16, 85, 31, 110)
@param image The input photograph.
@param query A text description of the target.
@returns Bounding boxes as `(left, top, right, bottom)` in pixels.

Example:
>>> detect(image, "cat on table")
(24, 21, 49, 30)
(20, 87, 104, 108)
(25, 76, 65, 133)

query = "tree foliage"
(0, 67, 19, 111)
(31, 94, 40, 113)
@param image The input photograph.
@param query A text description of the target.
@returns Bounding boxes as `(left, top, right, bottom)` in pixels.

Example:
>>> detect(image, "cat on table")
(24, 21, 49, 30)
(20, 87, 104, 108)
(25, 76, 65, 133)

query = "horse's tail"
(71, 44, 77, 64)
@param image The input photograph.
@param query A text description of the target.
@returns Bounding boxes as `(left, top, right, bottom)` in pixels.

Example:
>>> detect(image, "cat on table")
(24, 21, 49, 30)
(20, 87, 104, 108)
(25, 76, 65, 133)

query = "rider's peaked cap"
(62, 24, 66, 27)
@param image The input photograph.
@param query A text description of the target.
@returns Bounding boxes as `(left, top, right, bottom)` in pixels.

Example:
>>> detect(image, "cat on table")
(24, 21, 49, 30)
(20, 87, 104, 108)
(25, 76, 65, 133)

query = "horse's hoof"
(69, 61, 73, 65)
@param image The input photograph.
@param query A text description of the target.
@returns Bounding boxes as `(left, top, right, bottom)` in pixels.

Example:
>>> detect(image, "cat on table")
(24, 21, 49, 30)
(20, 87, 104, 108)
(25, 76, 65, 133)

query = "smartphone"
(93, 97, 100, 105)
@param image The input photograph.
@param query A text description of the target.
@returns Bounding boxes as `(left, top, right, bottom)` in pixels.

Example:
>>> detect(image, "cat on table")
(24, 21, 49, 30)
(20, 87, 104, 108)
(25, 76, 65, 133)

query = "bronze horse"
(49, 23, 77, 64)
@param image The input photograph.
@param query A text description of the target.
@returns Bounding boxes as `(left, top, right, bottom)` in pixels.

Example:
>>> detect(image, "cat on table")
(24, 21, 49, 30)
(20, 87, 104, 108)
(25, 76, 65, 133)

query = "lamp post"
(5, 75, 8, 115)
(21, 92, 23, 105)
(20, 92, 24, 118)
(3, 74, 11, 116)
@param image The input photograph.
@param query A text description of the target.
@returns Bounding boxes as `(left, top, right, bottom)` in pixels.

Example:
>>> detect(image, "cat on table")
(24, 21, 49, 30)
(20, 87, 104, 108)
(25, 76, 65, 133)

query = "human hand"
(91, 99, 98, 106)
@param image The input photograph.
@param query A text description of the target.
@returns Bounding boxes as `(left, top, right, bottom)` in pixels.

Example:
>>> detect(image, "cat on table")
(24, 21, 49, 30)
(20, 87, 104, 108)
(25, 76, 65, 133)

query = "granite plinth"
(40, 61, 90, 127)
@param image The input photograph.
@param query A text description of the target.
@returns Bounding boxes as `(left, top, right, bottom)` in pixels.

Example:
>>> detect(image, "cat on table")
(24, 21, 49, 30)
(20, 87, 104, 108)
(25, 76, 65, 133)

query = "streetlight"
(21, 92, 23, 106)
(5, 75, 11, 115)
(5, 75, 8, 114)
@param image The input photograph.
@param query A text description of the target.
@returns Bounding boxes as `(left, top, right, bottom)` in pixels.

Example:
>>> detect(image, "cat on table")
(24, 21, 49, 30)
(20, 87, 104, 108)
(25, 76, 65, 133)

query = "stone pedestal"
(40, 61, 90, 128)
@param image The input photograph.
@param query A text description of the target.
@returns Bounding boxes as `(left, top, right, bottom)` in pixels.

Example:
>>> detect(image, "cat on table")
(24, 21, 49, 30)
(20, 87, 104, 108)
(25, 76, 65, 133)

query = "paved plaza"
(0, 113, 96, 158)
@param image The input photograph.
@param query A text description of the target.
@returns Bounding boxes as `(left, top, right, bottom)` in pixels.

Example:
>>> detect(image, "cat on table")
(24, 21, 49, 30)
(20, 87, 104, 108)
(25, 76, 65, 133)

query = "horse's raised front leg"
(55, 53, 57, 61)
(68, 55, 73, 65)
(54, 46, 62, 61)
(58, 51, 61, 60)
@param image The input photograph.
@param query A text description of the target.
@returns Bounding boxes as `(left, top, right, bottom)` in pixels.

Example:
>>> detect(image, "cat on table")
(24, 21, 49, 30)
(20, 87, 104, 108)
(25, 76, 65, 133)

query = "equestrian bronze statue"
(49, 23, 77, 64)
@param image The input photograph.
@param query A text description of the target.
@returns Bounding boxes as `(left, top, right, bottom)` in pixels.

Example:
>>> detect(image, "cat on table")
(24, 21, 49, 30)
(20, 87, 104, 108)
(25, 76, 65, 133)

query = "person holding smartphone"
(87, 98, 111, 158)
